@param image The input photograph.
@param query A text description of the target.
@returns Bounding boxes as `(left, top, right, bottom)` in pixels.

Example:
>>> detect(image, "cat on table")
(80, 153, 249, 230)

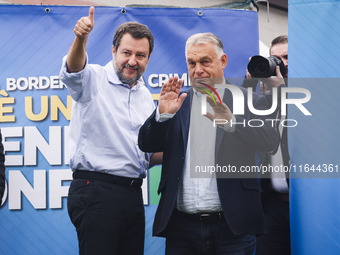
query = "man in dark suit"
(138, 33, 278, 255)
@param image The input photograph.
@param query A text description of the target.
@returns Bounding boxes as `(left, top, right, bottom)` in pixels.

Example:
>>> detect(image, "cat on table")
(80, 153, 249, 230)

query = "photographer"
(243, 35, 290, 255)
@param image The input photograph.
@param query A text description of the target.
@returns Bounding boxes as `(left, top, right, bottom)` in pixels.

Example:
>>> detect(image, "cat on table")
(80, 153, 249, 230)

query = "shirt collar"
(105, 61, 144, 90)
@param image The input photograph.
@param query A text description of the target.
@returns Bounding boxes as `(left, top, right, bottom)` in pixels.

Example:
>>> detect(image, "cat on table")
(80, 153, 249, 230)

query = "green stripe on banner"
(149, 166, 162, 205)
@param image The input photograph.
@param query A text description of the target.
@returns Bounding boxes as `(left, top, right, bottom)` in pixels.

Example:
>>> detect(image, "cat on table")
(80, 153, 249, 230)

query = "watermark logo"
(200, 83, 311, 128)
(198, 82, 223, 106)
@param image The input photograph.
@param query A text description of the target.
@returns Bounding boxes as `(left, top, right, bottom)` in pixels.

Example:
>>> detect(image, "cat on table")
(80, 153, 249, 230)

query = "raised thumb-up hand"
(74, 6, 95, 39)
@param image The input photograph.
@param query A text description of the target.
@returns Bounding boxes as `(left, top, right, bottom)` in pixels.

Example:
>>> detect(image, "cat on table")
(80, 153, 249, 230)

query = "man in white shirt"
(59, 6, 161, 255)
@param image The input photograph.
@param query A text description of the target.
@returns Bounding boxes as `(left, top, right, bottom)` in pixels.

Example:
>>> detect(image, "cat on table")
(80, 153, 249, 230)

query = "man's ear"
(221, 53, 228, 69)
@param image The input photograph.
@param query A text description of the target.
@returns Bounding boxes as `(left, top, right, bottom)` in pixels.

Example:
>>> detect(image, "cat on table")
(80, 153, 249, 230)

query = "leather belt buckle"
(199, 212, 223, 224)
(200, 213, 211, 222)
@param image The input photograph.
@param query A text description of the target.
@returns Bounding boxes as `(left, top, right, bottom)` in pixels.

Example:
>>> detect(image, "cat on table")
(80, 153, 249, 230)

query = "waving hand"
(158, 76, 187, 114)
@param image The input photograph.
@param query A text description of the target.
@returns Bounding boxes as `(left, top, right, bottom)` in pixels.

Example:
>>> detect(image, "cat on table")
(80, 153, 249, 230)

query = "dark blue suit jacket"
(138, 87, 278, 237)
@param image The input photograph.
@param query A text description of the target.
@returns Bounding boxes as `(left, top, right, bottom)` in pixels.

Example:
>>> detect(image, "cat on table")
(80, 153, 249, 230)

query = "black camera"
(247, 55, 286, 78)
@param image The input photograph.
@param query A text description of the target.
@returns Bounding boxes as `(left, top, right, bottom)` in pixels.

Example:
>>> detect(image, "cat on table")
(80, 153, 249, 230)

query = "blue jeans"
(164, 209, 255, 255)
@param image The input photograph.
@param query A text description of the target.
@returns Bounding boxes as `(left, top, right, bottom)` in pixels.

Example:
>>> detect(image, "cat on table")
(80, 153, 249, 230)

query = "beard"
(113, 59, 142, 86)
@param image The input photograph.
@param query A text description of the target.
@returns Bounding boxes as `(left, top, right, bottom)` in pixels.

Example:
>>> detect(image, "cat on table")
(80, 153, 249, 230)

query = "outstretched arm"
(66, 7, 95, 73)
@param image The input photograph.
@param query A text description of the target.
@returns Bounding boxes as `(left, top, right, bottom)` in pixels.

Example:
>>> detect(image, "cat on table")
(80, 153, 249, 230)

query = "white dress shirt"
(59, 55, 155, 178)
(156, 86, 235, 213)
(177, 90, 222, 213)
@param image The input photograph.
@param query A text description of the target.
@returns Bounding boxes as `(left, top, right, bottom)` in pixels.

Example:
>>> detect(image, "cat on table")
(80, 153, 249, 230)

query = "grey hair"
(185, 33, 225, 59)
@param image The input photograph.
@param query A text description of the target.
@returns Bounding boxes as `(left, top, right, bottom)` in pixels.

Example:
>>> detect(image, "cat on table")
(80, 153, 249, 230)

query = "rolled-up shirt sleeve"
(59, 54, 98, 103)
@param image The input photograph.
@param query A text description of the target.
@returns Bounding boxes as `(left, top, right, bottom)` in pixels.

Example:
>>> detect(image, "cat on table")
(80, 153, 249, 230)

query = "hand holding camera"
(246, 55, 286, 90)
(247, 55, 286, 78)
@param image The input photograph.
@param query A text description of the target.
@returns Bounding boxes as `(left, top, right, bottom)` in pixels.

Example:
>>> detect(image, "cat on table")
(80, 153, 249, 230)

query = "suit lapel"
(179, 89, 192, 153)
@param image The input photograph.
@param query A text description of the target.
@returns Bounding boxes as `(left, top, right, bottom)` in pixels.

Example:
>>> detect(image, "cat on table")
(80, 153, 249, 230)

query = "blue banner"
(289, 0, 340, 254)
(0, 5, 259, 255)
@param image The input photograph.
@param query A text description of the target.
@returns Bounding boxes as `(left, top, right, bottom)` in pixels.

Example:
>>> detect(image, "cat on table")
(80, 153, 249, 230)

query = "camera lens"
(247, 55, 286, 78)
(255, 60, 268, 74)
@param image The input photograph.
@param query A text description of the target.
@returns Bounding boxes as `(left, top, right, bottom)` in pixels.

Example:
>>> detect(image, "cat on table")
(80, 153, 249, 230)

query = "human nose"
(194, 64, 204, 76)
(128, 55, 137, 66)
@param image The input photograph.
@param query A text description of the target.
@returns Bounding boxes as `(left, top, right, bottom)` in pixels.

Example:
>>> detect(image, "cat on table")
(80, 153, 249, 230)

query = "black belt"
(73, 170, 143, 188)
(174, 209, 225, 224)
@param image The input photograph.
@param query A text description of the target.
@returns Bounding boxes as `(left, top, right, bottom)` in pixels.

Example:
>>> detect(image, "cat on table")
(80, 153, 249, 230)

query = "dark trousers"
(164, 209, 255, 255)
(255, 195, 290, 255)
(67, 178, 145, 255)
